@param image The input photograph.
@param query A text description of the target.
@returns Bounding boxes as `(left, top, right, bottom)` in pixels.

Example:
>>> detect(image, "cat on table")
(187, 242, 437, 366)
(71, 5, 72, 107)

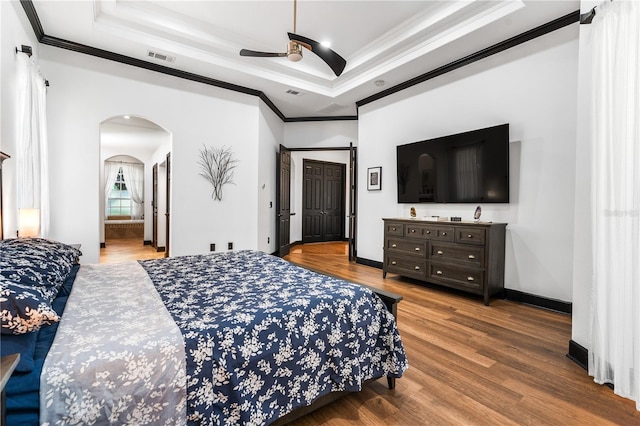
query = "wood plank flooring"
(100, 237, 165, 263)
(284, 242, 640, 426)
(100, 240, 640, 425)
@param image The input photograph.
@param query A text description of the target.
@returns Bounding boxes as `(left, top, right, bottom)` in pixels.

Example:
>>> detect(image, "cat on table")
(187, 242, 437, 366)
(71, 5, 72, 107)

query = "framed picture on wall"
(367, 166, 382, 191)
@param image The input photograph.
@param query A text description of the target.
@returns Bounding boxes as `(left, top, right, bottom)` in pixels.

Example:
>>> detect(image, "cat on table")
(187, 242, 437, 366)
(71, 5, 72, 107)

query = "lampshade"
(18, 208, 40, 238)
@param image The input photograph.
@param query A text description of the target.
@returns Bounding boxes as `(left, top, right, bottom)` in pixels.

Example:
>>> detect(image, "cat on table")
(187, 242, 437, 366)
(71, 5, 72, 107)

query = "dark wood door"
(302, 159, 345, 243)
(348, 144, 357, 261)
(276, 145, 291, 257)
(165, 153, 171, 258)
(152, 163, 158, 249)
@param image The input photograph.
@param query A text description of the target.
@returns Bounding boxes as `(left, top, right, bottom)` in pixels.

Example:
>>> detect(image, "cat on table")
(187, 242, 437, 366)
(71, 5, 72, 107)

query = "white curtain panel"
(104, 162, 121, 217)
(120, 163, 144, 219)
(16, 53, 49, 237)
(589, 1, 640, 409)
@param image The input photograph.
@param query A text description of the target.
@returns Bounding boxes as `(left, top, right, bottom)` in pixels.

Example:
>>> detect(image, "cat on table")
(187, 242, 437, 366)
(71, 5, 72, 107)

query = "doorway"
(99, 115, 171, 260)
(277, 146, 357, 260)
(151, 159, 169, 254)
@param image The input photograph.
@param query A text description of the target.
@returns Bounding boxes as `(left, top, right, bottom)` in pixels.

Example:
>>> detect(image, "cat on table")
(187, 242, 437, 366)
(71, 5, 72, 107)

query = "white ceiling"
(100, 116, 168, 154)
(32, 0, 578, 118)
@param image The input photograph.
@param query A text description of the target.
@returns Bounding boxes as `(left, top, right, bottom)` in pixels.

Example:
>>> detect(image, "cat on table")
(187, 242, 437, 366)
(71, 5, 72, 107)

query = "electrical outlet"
(228, 242, 233, 250)
(210, 243, 215, 252)
(269, 201, 273, 208)
(267, 237, 270, 244)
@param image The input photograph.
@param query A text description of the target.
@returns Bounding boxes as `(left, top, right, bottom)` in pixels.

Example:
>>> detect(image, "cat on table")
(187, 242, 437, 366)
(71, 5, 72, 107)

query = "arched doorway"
(99, 115, 171, 261)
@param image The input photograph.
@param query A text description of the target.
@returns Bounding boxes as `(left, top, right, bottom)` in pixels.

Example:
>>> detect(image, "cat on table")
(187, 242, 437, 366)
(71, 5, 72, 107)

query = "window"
(107, 167, 131, 217)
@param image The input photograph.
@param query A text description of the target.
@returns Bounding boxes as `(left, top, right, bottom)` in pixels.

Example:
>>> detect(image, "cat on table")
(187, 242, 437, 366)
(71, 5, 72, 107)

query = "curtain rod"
(15, 44, 50, 86)
(581, 0, 614, 25)
(580, 7, 597, 24)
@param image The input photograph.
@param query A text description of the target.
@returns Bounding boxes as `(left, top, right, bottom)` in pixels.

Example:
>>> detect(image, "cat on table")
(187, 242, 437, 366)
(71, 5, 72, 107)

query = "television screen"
(396, 124, 509, 203)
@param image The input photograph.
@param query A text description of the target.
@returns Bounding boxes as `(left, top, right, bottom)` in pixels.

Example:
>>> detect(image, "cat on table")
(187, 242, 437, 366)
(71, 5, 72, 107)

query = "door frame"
(165, 152, 171, 258)
(276, 145, 292, 257)
(152, 163, 158, 249)
(301, 158, 346, 243)
(277, 146, 358, 259)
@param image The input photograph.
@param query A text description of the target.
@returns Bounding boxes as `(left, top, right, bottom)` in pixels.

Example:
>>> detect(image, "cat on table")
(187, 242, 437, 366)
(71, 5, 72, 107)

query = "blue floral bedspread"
(139, 250, 408, 425)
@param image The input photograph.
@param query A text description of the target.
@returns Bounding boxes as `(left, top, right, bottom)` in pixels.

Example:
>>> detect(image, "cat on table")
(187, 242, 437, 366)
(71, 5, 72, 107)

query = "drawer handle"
(468, 255, 476, 259)
(391, 261, 397, 265)
(467, 234, 473, 238)
(436, 270, 443, 275)
(426, 230, 431, 234)
(414, 266, 421, 271)
(467, 277, 475, 282)
(442, 232, 447, 236)
(392, 244, 397, 248)
(391, 227, 397, 231)
(437, 250, 444, 255)
(410, 229, 416, 233)
(415, 247, 421, 251)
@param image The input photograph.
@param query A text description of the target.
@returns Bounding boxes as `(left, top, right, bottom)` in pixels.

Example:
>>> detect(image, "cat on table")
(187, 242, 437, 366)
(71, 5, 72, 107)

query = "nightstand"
(1, 354, 20, 426)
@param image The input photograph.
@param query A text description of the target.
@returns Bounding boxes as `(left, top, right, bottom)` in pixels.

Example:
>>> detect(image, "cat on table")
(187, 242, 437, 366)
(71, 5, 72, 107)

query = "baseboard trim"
(143, 240, 152, 246)
(355, 257, 383, 269)
(504, 289, 572, 315)
(567, 339, 588, 371)
(100, 242, 106, 248)
(156, 246, 166, 253)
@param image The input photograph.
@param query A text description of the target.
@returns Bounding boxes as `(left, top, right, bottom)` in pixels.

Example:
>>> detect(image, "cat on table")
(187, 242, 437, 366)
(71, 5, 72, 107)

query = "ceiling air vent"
(285, 89, 303, 96)
(147, 50, 176, 63)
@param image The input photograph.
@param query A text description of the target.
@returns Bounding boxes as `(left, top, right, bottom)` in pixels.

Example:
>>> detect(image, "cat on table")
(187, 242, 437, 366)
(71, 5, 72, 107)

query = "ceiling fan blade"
(240, 49, 287, 58)
(288, 32, 346, 76)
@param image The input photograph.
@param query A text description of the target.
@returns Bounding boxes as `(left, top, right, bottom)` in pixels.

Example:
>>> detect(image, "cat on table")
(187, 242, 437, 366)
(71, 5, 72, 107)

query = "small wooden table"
(1, 354, 20, 426)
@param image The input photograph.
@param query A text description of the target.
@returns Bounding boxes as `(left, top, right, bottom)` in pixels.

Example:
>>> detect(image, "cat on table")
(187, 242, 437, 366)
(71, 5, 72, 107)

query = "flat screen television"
(396, 124, 509, 203)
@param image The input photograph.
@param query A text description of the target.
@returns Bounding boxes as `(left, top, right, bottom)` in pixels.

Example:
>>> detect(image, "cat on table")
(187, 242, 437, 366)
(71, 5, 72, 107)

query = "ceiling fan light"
(287, 41, 303, 62)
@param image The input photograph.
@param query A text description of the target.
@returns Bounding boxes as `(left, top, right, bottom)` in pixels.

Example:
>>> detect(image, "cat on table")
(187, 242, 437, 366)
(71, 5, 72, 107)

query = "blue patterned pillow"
(0, 277, 60, 335)
(0, 238, 81, 290)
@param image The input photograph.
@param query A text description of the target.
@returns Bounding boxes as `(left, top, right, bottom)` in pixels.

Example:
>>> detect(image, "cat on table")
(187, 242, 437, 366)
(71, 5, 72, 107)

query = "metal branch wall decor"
(197, 144, 238, 201)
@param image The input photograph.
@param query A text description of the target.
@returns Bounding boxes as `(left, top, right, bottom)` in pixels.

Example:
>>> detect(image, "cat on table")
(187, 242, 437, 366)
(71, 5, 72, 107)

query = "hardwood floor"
(101, 239, 640, 424)
(100, 237, 166, 263)
(284, 242, 640, 425)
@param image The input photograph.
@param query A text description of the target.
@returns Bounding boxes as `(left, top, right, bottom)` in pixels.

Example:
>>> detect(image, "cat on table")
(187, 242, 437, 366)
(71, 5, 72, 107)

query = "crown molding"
(356, 10, 580, 108)
(19, 1, 578, 124)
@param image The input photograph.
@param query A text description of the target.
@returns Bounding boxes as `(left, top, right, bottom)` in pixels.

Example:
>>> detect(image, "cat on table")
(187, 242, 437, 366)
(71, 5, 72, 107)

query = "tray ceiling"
(31, 1, 579, 118)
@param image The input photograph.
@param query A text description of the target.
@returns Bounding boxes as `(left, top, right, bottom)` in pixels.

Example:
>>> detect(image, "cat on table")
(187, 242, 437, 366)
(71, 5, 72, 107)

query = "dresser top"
(383, 217, 507, 226)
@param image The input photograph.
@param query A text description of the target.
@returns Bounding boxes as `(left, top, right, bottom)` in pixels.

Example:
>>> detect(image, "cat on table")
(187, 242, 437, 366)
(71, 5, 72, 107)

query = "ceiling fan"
(239, 0, 347, 77)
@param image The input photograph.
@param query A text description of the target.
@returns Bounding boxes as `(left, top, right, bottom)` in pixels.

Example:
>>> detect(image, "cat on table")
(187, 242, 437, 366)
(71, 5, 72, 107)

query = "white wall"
(358, 24, 579, 302)
(0, 1, 41, 237)
(39, 46, 262, 263)
(284, 121, 357, 149)
(257, 102, 284, 254)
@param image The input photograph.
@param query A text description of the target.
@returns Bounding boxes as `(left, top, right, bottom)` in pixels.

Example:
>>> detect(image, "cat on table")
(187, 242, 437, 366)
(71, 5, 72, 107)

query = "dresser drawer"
(405, 225, 454, 242)
(386, 238, 427, 257)
(455, 227, 486, 245)
(385, 254, 427, 279)
(385, 222, 404, 236)
(428, 262, 484, 290)
(430, 243, 484, 266)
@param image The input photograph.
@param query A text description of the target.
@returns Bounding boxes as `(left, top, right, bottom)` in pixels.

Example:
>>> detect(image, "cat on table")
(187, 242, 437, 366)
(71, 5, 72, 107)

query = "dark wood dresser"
(383, 218, 507, 305)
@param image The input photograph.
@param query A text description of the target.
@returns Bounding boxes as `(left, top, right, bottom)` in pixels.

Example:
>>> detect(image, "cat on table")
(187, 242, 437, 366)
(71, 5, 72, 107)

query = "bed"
(0, 238, 408, 425)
